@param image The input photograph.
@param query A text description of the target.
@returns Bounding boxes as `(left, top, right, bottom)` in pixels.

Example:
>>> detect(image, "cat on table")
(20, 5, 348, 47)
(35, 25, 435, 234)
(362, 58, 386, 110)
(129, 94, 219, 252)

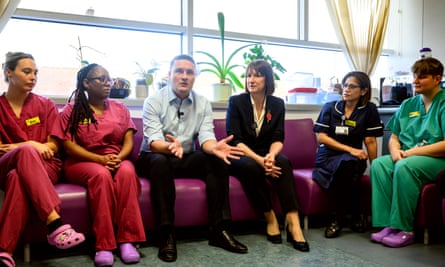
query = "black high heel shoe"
(286, 226, 309, 252)
(266, 232, 283, 244)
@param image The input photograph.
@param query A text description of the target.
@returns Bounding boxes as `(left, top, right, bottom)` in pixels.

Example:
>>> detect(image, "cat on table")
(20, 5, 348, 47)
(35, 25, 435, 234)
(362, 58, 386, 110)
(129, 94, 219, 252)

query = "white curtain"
(0, 0, 21, 35)
(326, 0, 391, 76)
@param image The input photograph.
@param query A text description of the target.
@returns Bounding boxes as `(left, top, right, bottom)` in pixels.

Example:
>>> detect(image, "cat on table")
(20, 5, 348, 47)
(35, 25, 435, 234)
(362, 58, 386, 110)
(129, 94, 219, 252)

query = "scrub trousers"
(371, 154, 445, 231)
(0, 145, 61, 253)
(64, 159, 146, 251)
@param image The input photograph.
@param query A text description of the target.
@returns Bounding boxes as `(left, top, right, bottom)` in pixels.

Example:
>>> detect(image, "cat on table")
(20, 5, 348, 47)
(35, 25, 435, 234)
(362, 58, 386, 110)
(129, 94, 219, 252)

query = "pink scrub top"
(54, 99, 136, 155)
(0, 93, 59, 144)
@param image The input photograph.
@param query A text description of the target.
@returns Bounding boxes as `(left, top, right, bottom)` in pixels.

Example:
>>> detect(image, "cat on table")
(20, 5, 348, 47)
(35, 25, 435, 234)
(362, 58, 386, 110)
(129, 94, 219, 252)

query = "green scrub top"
(387, 90, 445, 150)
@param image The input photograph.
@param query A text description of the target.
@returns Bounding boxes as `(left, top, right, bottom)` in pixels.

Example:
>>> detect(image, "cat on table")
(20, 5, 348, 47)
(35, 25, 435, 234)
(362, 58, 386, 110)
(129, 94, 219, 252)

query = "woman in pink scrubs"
(53, 63, 145, 266)
(0, 52, 85, 267)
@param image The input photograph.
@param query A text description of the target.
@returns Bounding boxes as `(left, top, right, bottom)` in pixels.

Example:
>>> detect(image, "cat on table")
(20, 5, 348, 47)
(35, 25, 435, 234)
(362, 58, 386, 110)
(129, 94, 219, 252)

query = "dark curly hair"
(65, 63, 100, 138)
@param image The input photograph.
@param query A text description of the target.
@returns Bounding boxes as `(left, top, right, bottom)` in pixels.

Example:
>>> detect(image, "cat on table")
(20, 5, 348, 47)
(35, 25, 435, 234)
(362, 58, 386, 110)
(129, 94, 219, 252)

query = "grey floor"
(13, 221, 445, 267)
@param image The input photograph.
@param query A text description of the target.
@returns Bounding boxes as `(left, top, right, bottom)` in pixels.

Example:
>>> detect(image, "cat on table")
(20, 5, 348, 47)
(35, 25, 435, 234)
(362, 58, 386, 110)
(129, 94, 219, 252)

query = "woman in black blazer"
(226, 60, 309, 252)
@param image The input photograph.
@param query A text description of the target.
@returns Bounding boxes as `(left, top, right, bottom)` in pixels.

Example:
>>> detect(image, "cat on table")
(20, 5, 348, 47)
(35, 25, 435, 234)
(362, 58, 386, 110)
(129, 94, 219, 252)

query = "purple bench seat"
(20, 117, 373, 262)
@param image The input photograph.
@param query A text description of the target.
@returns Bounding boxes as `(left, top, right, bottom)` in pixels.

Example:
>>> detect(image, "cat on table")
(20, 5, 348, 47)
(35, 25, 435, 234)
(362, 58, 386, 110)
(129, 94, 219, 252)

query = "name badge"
(344, 119, 356, 127)
(25, 116, 40, 126)
(79, 118, 92, 125)
(409, 111, 420, 117)
(335, 126, 349, 135)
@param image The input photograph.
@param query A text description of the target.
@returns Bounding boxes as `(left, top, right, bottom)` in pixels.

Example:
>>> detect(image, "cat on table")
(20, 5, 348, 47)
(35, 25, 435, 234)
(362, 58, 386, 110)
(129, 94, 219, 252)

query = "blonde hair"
(3, 52, 34, 82)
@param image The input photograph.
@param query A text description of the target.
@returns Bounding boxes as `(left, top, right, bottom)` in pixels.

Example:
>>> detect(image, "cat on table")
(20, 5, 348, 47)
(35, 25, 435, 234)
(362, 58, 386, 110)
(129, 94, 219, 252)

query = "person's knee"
(87, 168, 114, 188)
(15, 144, 40, 158)
(136, 153, 169, 176)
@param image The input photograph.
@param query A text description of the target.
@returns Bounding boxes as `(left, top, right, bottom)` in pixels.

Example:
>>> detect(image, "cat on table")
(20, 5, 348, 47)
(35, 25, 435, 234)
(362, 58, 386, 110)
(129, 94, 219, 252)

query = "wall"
(422, 0, 445, 63)
(385, 0, 423, 75)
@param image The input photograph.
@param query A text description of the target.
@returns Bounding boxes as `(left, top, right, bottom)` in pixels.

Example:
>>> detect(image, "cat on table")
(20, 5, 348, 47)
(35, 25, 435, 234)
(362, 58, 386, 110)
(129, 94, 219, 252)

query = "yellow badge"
(79, 118, 92, 125)
(409, 111, 420, 117)
(344, 120, 356, 127)
(25, 116, 40, 126)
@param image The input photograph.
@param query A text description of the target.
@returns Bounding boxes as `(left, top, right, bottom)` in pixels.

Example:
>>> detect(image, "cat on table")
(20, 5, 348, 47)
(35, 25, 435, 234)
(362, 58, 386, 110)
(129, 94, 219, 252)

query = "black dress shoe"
(158, 233, 177, 262)
(208, 230, 248, 254)
(286, 226, 309, 252)
(325, 220, 342, 238)
(266, 232, 283, 244)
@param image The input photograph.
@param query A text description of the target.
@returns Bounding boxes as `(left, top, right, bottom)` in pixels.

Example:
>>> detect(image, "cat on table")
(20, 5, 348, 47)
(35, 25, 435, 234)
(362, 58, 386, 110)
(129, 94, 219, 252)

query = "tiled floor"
(13, 223, 445, 267)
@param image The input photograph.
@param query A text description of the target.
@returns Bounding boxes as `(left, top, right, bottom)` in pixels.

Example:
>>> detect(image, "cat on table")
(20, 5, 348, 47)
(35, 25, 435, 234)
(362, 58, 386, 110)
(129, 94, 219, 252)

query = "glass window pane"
(193, 36, 349, 103)
(192, 35, 387, 104)
(308, 0, 338, 43)
(18, 0, 182, 25)
(193, 0, 299, 39)
(193, 37, 251, 99)
(0, 19, 181, 97)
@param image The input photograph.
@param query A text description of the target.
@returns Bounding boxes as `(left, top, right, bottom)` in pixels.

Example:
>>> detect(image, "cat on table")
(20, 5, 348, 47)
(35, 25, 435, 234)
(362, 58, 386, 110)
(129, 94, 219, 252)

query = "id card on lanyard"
(335, 115, 356, 135)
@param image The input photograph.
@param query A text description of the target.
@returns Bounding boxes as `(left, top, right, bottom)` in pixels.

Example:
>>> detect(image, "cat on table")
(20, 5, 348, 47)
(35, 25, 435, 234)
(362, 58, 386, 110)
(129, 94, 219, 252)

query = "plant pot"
(135, 78, 148, 99)
(212, 83, 232, 102)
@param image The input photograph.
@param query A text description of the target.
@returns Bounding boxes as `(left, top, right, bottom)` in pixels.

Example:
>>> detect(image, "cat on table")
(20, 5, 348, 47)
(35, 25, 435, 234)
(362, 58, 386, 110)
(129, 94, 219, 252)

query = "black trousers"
(136, 151, 231, 228)
(229, 154, 300, 215)
(328, 160, 366, 220)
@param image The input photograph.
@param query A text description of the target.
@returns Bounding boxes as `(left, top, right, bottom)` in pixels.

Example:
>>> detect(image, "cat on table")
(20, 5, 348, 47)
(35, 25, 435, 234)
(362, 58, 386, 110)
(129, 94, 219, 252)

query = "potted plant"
(242, 44, 287, 81)
(135, 61, 159, 98)
(195, 12, 252, 101)
(70, 36, 104, 68)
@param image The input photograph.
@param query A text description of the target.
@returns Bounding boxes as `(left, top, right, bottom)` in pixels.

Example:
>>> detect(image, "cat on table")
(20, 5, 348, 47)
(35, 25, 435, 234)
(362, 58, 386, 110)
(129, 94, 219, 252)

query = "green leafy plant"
(242, 44, 287, 80)
(196, 12, 252, 92)
(135, 61, 159, 86)
(70, 36, 104, 67)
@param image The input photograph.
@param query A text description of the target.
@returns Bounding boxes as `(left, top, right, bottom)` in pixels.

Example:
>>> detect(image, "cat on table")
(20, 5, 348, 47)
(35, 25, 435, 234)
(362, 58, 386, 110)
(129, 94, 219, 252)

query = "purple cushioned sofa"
(23, 117, 445, 261)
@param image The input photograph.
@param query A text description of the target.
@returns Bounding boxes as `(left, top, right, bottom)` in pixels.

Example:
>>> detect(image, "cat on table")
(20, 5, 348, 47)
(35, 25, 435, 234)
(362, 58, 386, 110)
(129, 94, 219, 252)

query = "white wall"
(422, 0, 445, 63)
(385, 0, 445, 74)
(385, 0, 423, 75)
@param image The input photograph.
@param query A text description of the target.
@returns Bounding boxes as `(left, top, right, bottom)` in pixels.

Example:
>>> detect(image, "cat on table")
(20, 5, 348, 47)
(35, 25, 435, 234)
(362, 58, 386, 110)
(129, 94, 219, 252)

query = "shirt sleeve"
(313, 102, 333, 133)
(365, 103, 384, 137)
(197, 98, 216, 145)
(46, 98, 60, 138)
(51, 104, 73, 141)
(142, 96, 166, 147)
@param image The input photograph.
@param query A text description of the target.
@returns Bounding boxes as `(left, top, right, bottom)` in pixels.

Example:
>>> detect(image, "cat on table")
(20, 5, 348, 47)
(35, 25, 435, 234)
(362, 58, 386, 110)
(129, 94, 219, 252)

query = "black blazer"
(226, 93, 285, 156)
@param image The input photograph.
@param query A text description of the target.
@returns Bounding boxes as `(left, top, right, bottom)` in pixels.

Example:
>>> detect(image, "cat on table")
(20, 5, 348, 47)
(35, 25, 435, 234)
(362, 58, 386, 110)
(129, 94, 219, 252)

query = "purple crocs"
(120, 243, 140, 264)
(370, 227, 398, 243)
(94, 250, 114, 267)
(381, 231, 415, 248)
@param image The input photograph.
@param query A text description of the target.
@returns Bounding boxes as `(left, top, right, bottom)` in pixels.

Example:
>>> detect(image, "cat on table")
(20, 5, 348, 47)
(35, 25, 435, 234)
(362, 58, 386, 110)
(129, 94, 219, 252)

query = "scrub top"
(54, 99, 136, 155)
(387, 90, 445, 150)
(312, 100, 384, 188)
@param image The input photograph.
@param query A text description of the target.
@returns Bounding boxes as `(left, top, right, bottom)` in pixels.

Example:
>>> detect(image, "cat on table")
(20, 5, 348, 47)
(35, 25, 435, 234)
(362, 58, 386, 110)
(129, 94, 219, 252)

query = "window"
(193, 0, 299, 39)
(0, 19, 181, 97)
(0, 0, 389, 104)
(17, 0, 181, 25)
(308, 0, 338, 43)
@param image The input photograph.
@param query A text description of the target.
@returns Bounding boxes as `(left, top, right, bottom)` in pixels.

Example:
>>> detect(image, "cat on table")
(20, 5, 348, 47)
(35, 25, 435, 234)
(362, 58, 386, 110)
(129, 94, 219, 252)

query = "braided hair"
(65, 63, 99, 138)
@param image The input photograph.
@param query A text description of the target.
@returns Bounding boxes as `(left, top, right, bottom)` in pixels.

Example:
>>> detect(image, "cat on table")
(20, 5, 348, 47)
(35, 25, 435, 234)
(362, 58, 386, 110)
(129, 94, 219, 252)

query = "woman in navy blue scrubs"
(312, 71, 383, 238)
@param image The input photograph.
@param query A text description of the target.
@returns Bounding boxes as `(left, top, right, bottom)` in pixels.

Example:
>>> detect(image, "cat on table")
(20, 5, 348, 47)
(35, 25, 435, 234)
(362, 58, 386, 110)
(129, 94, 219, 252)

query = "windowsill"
(50, 95, 398, 114)
(50, 95, 326, 111)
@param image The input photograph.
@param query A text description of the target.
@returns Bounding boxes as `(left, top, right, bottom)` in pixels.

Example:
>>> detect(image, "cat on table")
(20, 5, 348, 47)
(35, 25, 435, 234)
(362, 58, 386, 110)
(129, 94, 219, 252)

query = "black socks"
(47, 218, 64, 234)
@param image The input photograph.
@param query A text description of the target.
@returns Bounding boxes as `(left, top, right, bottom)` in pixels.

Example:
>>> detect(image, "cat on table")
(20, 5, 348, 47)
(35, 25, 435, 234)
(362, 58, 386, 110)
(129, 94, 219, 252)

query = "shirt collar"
(334, 100, 366, 115)
(168, 86, 194, 105)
